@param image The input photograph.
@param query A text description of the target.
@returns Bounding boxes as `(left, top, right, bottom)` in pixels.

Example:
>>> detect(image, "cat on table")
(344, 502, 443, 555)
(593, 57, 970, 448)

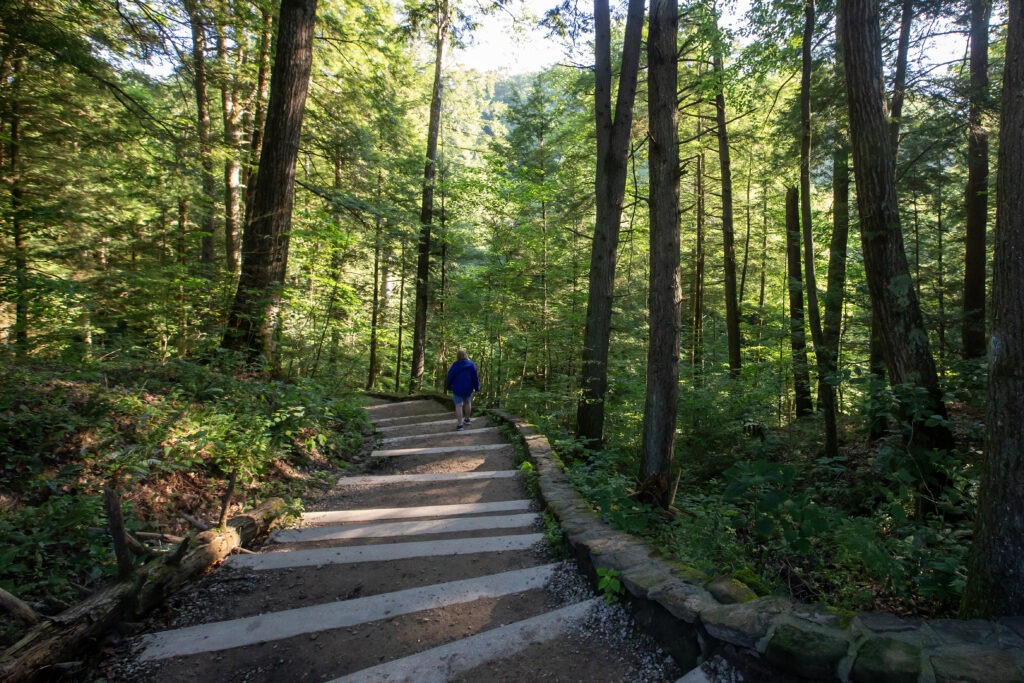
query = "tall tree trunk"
(8, 57, 27, 350)
(244, 8, 273, 227)
(839, 0, 951, 449)
(184, 0, 217, 269)
(739, 161, 753, 304)
(887, 0, 913, 152)
(787, 187, 813, 417)
(800, 0, 838, 455)
(216, 1, 243, 273)
(714, 33, 741, 378)
(640, 0, 680, 509)
(868, 0, 914, 409)
(367, 173, 384, 390)
(221, 0, 318, 362)
(409, 4, 449, 393)
(936, 197, 946, 366)
(692, 150, 707, 377)
(962, 0, 1024, 617)
(962, 0, 992, 360)
(575, 0, 646, 447)
(821, 137, 850, 425)
(395, 241, 406, 393)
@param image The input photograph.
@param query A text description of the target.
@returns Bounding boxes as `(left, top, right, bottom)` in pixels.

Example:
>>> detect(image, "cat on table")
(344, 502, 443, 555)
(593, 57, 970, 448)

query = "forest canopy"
(1, 0, 1021, 628)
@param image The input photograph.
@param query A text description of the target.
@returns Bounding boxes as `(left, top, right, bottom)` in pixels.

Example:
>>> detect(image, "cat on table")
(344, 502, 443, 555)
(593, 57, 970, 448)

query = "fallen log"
(0, 497, 284, 683)
(0, 589, 40, 626)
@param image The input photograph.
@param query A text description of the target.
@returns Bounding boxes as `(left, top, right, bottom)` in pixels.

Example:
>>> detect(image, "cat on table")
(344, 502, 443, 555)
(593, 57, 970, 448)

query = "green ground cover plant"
(503, 371, 982, 618)
(0, 355, 368, 646)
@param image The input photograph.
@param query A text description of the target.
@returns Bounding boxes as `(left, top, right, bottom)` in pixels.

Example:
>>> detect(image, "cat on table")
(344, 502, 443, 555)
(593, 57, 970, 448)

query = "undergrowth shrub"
(0, 355, 368, 618)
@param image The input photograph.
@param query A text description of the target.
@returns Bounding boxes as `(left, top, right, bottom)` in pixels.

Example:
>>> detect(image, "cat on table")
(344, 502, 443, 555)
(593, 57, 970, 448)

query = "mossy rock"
(707, 576, 758, 605)
(764, 621, 850, 680)
(731, 567, 771, 596)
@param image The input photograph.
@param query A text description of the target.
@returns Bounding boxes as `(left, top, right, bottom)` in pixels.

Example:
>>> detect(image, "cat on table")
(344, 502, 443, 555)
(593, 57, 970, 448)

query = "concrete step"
(326, 598, 601, 683)
(272, 513, 540, 544)
(228, 533, 545, 571)
(378, 426, 501, 446)
(370, 412, 451, 426)
(336, 470, 518, 487)
(137, 563, 559, 662)
(371, 442, 513, 458)
(301, 500, 532, 525)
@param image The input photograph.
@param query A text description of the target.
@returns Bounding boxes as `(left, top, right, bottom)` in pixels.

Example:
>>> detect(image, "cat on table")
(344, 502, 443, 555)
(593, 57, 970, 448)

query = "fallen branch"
(134, 532, 184, 544)
(218, 469, 238, 529)
(124, 533, 161, 558)
(104, 483, 132, 578)
(0, 498, 284, 683)
(181, 513, 211, 531)
(0, 588, 41, 626)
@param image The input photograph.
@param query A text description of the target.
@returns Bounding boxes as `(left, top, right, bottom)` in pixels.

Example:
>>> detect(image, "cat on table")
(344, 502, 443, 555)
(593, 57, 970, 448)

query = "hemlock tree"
(183, 0, 218, 269)
(962, 0, 992, 360)
(799, 0, 839, 455)
(576, 0, 645, 447)
(712, 6, 741, 379)
(408, 0, 452, 392)
(786, 186, 813, 416)
(962, 0, 1024, 619)
(838, 0, 950, 449)
(640, 0, 680, 508)
(222, 0, 318, 361)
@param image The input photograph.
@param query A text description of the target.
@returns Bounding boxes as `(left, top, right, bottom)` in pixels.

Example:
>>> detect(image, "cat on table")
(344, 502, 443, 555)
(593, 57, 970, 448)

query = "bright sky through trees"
(453, 0, 566, 73)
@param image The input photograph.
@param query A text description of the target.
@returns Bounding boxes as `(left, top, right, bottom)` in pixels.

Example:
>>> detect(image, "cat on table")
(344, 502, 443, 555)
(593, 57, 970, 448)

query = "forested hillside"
(1, 0, 1022, 641)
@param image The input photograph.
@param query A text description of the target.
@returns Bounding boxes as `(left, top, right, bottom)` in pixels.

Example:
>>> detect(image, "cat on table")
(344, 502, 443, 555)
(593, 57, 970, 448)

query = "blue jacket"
(445, 358, 480, 397)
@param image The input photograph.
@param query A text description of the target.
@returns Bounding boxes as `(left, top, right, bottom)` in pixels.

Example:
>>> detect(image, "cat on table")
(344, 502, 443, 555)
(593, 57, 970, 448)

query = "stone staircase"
(122, 398, 681, 682)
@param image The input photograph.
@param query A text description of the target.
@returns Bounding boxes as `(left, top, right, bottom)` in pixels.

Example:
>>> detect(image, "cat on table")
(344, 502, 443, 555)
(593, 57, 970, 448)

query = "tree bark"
(409, 2, 450, 393)
(222, 0, 318, 362)
(887, 0, 913, 152)
(786, 186, 813, 417)
(962, 0, 992, 360)
(183, 0, 218, 269)
(9, 56, 28, 350)
(692, 150, 706, 377)
(216, 0, 244, 273)
(800, 0, 838, 456)
(244, 7, 273, 227)
(714, 33, 742, 378)
(0, 587, 39, 626)
(640, 0, 680, 509)
(104, 483, 133, 578)
(963, 0, 1024, 617)
(575, 0, 645, 447)
(838, 0, 951, 448)
(822, 136, 850, 422)
(367, 190, 384, 390)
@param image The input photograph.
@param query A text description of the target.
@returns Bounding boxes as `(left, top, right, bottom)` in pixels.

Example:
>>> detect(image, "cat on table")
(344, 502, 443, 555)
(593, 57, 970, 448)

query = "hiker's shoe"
(456, 423, 464, 431)
(464, 418, 471, 425)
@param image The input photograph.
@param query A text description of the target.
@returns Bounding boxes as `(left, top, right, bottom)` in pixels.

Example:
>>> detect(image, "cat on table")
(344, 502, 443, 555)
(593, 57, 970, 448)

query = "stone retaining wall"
(486, 408, 1024, 683)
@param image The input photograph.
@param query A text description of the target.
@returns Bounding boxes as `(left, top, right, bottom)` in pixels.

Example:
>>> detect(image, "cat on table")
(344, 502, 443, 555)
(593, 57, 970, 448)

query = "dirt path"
(104, 398, 684, 682)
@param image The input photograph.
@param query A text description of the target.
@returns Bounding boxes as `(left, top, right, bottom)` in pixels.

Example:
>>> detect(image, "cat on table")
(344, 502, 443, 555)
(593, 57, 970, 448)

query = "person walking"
(444, 349, 480, 430)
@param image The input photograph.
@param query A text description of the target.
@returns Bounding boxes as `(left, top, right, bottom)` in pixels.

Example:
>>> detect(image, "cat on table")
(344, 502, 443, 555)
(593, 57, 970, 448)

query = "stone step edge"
(378, 426, 500, 445)
(226, 533, 546, 571)
(137, 563, 560, 662)
(371, 443, 512, 458)
(301, 499, 532, 524)
(327, 597, 602, 683)
(272, 513, 540, 543)
(374, 418, 474, 433)
(370, 412, 451, 425)
(336, 470, 518, 487)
